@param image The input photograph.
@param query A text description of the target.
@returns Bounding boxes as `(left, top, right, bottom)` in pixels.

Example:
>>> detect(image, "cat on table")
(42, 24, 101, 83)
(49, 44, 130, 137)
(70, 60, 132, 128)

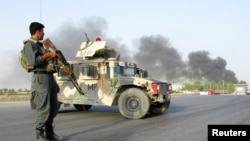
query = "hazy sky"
(1, 0, 250, 89)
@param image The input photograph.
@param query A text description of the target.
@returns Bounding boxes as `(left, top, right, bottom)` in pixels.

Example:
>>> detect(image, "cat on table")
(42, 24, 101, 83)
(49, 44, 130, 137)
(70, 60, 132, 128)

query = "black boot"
(45, 126, 63, 141)
(36, 128, 48, 141)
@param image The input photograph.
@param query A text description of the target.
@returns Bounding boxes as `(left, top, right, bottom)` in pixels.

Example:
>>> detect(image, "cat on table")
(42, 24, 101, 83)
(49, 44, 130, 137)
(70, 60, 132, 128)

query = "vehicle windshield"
(123, 66, 135, 76)
(111, 63, 136, 76)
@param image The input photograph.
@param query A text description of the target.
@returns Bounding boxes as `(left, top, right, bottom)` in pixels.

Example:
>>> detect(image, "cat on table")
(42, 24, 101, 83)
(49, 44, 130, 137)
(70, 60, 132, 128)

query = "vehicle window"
(107, 63, 135, 76)
(58, 64, 76, 77)
(124, 67, 135, 76)
(81, 65, 98, 79)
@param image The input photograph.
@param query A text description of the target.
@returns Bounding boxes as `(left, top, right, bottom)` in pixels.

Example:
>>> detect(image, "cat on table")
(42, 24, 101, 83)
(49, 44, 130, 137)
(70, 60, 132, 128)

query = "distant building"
(171, 82, 183, 91)
(234, 84, 249, 95)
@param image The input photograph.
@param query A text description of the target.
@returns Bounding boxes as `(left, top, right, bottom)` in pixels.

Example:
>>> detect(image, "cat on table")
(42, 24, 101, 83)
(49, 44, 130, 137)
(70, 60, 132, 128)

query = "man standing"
(23, 22, 62, 141)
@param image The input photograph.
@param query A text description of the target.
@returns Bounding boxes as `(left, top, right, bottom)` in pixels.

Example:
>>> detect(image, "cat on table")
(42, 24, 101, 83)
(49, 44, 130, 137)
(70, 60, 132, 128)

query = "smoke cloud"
(3, 17, 240, 89)
(50, 17, 108, 60)
(187, 51, 238, 83)
(132, 35, 186, 81)
(128, 36, 238, 83)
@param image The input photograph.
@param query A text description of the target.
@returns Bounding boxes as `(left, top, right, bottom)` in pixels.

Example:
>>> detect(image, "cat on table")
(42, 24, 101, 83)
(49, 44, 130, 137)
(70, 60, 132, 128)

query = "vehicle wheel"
(149, 100, 170, 114)
(118, 88, 150, 119)
(73, 104, 92, 111)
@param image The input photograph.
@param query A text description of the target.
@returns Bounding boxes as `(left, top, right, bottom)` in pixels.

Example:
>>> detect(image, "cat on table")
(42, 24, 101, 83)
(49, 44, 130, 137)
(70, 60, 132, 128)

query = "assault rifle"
(43, 38, 84, 95)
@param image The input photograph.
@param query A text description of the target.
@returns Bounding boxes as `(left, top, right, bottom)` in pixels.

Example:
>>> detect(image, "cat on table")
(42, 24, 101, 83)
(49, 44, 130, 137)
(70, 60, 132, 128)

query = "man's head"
(29, 22, 45, 40)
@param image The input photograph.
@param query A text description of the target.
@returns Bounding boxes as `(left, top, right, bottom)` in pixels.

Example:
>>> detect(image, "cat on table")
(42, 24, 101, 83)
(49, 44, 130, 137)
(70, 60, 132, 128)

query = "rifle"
(43, 38, 85, 95)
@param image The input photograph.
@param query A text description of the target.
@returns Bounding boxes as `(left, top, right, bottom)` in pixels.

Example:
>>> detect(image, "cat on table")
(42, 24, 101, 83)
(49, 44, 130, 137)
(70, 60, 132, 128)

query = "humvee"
(55, 37, 171, 119)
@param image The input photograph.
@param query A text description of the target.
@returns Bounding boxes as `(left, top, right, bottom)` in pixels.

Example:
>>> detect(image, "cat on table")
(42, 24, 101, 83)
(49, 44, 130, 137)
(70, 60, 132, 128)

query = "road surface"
(0, 95, 250, 141)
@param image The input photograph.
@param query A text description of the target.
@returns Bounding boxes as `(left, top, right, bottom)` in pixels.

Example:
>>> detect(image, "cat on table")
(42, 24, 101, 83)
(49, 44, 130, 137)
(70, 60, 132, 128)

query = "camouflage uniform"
(23, 39, 61, 140)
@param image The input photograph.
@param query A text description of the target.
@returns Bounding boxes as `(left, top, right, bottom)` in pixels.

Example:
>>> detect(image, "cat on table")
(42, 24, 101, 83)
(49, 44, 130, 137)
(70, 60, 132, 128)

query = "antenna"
(82, 32, 93, 49)
(84, 32, 90, 44)
(40, 0, 42, 22)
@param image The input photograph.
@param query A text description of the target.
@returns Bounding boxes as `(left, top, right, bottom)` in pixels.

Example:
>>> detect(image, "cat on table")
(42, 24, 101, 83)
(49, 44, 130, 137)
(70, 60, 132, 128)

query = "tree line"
(0, 80, 240, 95)
(181, 80, 235, 93)
(0, 88, 29, 95)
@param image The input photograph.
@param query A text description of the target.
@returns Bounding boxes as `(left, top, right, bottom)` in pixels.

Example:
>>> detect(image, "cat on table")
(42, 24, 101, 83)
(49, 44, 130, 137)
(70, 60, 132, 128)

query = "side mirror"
(143, 70, 148, 78)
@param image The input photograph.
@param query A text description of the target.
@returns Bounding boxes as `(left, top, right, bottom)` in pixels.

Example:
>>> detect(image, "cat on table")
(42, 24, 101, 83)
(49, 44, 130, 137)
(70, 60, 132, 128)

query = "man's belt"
(34, 71, 53, 75)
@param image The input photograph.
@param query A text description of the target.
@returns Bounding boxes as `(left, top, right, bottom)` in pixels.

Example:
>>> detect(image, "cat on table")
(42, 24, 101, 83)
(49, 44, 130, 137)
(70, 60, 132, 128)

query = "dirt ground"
(0, 94, 29, 102)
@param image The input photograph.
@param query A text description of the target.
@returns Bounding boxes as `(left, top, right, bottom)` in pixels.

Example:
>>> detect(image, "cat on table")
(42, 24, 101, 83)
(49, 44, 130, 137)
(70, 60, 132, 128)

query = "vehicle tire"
(73, 104, 92, 111)
(149, 100, 170, 114)
(118, 88, 150, 119)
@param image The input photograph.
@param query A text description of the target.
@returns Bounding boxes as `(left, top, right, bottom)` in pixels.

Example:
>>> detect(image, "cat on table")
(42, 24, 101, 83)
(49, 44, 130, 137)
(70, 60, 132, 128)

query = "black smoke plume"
(132, 35, 186, 81)
(5, 17, 240, 89)
(187, 51, 238, 83)
(129, 36, 238, 83)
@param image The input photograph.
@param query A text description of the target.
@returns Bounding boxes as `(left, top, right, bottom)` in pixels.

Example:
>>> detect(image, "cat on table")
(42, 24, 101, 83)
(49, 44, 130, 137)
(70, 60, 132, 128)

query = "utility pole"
(40, 0, 42, 22)
(222, 80, 224, 94)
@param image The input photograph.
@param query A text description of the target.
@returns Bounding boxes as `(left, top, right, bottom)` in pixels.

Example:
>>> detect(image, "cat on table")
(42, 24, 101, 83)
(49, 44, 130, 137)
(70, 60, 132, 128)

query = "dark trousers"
(30, 74, 59, 129)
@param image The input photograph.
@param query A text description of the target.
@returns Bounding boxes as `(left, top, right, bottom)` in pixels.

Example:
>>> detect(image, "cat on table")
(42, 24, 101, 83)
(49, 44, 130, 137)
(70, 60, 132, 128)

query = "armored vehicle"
(54, 37, 171, 119)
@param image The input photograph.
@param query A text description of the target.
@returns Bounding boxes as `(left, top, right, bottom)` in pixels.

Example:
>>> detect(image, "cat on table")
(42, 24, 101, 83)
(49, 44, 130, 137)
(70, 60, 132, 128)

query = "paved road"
(1, 95, 250, 141)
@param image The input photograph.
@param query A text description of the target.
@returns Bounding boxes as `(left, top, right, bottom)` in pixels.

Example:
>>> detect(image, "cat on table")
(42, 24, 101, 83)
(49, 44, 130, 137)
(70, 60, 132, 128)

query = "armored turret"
(76, 37, 120, 60)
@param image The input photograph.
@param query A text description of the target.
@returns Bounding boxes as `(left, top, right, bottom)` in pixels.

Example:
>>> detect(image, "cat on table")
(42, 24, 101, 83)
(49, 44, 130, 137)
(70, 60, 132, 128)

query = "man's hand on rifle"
(41, 52, 59, 61)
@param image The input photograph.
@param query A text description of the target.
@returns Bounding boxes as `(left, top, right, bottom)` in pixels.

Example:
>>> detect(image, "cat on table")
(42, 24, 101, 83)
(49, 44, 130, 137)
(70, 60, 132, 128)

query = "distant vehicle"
(54, 36, 172, 119)
(208, 89, 215, 95)
(208, 89, 229, 95)
(246, 90, 250, 95)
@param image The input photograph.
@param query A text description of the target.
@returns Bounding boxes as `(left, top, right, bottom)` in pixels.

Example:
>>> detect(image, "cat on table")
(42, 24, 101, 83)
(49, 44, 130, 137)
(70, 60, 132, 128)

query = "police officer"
(23, 22, 62, 141)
